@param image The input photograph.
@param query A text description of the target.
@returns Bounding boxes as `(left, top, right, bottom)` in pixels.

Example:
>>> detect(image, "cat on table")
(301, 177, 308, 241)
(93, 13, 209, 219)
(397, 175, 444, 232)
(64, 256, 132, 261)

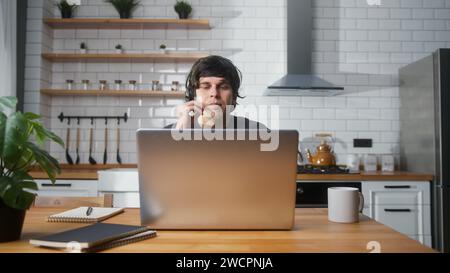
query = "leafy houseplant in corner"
(0, 96, 63, 242)
(105, 0, 140, 19)
(80, 42, 87, 54)
(174, 0, 192, 19)
(56, 0, 78, 19)
(115, 44, 123, 54)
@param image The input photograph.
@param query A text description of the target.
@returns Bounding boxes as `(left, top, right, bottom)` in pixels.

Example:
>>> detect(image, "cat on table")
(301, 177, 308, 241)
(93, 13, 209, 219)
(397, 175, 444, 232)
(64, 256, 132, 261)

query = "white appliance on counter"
(98, 168, 140, 208)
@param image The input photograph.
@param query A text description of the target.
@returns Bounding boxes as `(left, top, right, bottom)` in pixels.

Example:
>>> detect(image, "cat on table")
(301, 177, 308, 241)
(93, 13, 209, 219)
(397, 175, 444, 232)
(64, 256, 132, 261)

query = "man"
(165, 55, 267, 129)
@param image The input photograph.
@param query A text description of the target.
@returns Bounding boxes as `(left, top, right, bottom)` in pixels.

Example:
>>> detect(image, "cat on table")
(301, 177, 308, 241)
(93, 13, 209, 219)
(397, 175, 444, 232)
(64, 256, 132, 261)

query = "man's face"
(195, 76, 234, 113)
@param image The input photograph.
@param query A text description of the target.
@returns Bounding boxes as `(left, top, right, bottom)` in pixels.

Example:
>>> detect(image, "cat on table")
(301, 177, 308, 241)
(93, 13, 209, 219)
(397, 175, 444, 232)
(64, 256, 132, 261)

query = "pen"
(86, 207, 93, 216)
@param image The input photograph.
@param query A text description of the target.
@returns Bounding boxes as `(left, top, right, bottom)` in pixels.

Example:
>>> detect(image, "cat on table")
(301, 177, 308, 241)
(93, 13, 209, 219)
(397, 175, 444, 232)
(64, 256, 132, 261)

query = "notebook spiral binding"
(86, 231, 157, 253)
(47, 217, 99, 223)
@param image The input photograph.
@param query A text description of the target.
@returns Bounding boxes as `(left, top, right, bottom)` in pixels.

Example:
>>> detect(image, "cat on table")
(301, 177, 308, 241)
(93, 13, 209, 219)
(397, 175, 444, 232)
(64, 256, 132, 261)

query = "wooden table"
(0, 208, 436, 253)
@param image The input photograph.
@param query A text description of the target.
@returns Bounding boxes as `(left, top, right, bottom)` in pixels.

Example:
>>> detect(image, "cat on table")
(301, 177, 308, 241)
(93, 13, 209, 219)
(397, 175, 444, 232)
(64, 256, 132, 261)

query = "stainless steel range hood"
(265, 0, 344, 96)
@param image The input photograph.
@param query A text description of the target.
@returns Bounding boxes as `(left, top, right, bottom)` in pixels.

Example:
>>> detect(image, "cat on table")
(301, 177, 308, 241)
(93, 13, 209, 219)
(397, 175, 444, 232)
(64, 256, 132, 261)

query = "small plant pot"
(119, 11, 131, 19)
(0, 199, 26, 243)
(177, 11, 190, 19)
(116, 49, 123, 54)
(61, 10, 73, 19)
(80, 49, 86, 54)
(160, 49, 167, 54)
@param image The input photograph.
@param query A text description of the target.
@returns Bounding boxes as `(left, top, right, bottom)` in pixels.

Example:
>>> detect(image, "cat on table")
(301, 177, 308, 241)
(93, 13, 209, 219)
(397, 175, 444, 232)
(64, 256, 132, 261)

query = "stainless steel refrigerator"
(400, 48, 450, 252)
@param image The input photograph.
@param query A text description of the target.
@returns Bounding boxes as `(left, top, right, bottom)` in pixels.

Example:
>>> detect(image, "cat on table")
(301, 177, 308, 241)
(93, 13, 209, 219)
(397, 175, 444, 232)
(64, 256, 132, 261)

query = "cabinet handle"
(384, 208, 411, 212)
(384, 185, 411, 189)
(41, 183, 72, 187)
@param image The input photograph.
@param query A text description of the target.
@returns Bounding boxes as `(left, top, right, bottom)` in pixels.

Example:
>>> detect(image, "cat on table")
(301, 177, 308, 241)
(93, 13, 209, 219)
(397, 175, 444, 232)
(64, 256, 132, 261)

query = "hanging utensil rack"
(58, 112, 128, 125)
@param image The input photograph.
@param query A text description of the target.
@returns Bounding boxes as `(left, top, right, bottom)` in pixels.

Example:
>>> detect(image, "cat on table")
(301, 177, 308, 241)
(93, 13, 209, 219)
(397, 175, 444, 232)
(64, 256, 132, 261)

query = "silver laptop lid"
(137, 129, 298, 230)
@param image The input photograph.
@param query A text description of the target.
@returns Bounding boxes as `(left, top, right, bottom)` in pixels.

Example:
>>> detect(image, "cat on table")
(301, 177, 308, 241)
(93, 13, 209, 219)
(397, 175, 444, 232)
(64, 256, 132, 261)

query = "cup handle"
(358, 192, 365, 213)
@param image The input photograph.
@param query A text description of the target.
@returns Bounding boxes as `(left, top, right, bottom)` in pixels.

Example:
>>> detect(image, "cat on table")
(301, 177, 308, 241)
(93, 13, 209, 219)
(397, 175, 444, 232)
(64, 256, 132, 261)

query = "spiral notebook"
(30, 223, 156, 252)
(47, 207, 125, 223)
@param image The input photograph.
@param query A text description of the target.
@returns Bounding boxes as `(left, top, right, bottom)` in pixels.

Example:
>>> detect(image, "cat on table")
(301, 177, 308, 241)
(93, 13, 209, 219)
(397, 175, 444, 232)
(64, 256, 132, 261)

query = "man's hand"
(174, 101, 202, 129)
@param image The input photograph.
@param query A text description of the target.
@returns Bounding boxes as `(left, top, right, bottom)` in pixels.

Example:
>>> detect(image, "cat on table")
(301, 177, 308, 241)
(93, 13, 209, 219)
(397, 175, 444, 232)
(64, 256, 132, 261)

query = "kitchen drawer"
(362, 181, 430, 205)
(365, 204, 431, 236)
(34, 180, 98, 197)
(100, 192, 140, 208)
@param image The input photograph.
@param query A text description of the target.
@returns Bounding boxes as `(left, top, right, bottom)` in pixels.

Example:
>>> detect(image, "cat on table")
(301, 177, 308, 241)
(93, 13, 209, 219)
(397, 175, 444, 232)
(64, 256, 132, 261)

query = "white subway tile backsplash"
(291, 109, 313, 120)
(324, 120, 347, 131)
(390, 9, 412, 19)
(347, 97, 369, 108)
(347, 120, 369, 131)
(302, 97, 325, 108)
(301, 120, 324, 131)
(369, 120, 392, 131)
(313, 109, 335, 119)
(358, 109, 380, 120)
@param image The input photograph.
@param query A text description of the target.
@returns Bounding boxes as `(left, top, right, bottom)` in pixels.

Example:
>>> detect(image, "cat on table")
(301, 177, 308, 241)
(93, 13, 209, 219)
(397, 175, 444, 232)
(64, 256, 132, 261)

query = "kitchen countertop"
(0, 207, 435, 253)
(29, 164, 434, 181)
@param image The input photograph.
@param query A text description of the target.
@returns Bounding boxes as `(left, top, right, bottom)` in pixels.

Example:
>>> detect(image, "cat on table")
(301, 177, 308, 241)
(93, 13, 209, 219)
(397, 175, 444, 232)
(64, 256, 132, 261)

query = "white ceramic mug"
(328, 187, 364, 223)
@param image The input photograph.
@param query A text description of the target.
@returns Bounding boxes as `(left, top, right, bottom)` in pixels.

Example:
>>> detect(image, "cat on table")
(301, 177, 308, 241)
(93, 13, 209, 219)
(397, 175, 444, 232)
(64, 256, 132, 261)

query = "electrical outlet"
(353, 139, 372, 148)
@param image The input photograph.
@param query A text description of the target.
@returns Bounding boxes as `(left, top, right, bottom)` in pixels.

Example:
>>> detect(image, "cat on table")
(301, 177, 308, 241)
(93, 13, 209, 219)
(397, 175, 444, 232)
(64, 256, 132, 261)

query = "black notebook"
(29, 223, 156, 252)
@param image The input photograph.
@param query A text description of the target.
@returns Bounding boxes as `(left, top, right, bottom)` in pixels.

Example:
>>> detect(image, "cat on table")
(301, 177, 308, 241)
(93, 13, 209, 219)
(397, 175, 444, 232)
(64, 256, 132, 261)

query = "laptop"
(136, 129, 298, 230)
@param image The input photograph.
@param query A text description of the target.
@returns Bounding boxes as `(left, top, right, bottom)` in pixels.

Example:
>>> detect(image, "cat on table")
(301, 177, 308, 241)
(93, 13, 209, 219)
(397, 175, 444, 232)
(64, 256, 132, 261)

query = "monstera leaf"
(0, 96, 63, 210)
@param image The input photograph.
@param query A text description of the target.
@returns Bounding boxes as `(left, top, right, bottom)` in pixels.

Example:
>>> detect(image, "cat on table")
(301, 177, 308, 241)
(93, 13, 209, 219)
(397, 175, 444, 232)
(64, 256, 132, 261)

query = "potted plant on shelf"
(80, 42, 87, 54)
(0, 96, 63, 243)
(56, 0, 78, 19)
(174, 0, 192, 19)
(115, 44, 123, 54)
(105, 0, 140, 19)
(159, 44, 167, 54)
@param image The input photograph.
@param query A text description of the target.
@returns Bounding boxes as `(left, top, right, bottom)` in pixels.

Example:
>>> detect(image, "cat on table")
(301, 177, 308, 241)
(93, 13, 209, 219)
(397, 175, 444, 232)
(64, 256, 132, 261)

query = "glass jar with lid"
(114, 80, 122, 91)
(99, 80, 108, 91)
(171, 81, 179, 92)
(151, 80, 159, 91)
(66, 79, 74, 90)
(82, 79, 90, 90)
(129, 80, 137, 91)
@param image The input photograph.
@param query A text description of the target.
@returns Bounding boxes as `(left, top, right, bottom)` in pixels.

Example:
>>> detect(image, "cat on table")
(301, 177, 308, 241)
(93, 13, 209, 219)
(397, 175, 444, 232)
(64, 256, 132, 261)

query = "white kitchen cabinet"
(34, 179, 98, 197)
(362, 181, 432, 248)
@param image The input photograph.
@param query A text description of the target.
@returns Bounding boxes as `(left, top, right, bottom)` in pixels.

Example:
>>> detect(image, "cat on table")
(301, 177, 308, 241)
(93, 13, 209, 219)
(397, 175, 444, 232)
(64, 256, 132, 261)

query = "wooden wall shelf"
(41, 53, 208, 62)
(43, 18, 211, 29)
(41, 89, 185, 98)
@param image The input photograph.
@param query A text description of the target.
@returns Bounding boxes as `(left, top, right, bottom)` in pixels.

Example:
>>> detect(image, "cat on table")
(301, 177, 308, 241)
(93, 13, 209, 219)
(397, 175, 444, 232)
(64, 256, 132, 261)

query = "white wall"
(0, 0, 16, 98)
(24, 0, 450, 166)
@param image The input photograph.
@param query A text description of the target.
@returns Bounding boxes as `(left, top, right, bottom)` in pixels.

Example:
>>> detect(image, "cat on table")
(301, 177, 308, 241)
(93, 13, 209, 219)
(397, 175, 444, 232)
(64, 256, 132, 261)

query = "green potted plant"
(115, 44, 123, 54)
(159, 44, 167, 54)
(0, 96, 63, 242)
(56, 0, 78, 19)
(174, 0, 192, 19)
(105, 0, 140, 19)
(80, 42, 87, 54)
